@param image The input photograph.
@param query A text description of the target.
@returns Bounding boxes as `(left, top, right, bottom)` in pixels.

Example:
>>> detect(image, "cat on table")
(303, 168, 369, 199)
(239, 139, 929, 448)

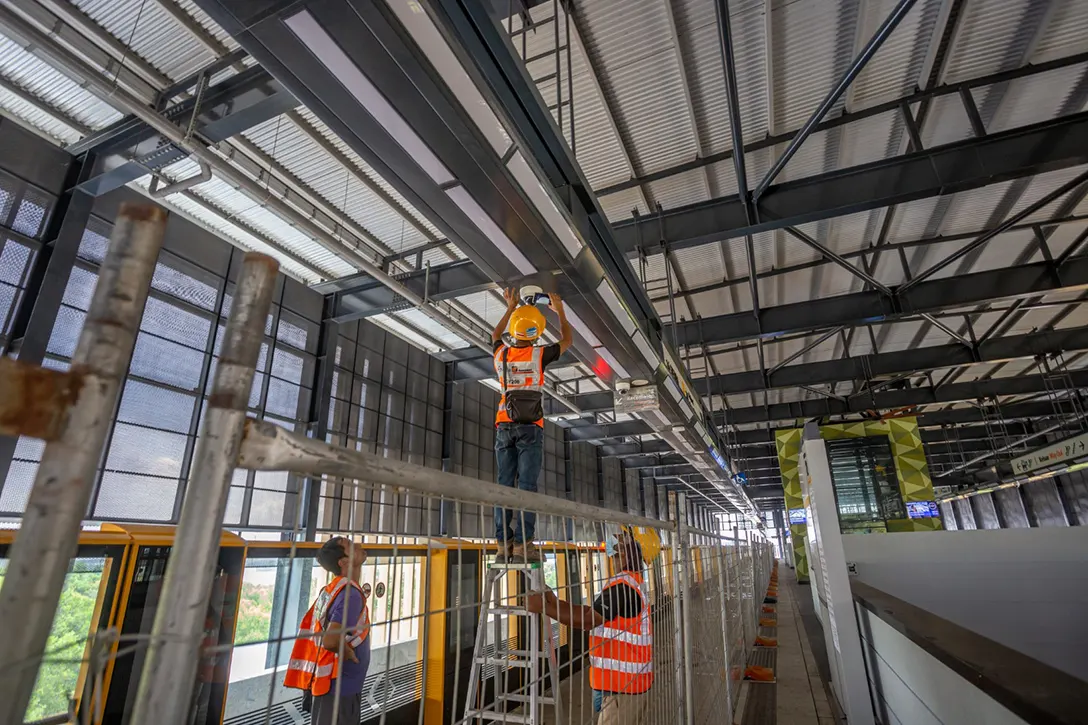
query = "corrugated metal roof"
(597, 186, 649, 222)
(242, 116, 431, 255)
(770, 0, 858, 131)
(672, 0, 767, 152)
(394, 308, 471, 349)
(849, 0, 942, 109)
(576, 0, 698, 174)
(73, 0, 234, 82)
(294, 108, 443, 240)
(451, 290, 509, 327)
(941, 0, 1052, 85)
(147, 157, 358, 280)
(130, 165, 333, 282)
(1031, 1, 1088, 63)
(984, 61, 1088, 133)
(0, 34, 122, 137)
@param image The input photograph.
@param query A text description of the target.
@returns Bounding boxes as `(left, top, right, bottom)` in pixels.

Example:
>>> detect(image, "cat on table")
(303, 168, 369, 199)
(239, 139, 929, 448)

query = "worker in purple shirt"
(313, 537, 372, 724)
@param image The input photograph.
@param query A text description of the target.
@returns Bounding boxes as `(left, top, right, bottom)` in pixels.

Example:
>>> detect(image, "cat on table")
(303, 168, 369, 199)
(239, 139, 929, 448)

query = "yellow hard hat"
(628, 526, 662, 564)
(509, 305, 546, 341)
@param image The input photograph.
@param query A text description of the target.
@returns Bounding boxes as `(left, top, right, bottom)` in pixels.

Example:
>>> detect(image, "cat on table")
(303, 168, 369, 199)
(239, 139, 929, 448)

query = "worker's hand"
(503, 287, 519, 308)
(522, 590, 546, 615)
(548, 292, 563, 313)
(344, 645, 359, 664)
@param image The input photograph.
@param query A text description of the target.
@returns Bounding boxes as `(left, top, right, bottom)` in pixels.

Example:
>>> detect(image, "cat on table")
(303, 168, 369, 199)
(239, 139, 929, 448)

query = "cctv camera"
(615, 380, 631, 396)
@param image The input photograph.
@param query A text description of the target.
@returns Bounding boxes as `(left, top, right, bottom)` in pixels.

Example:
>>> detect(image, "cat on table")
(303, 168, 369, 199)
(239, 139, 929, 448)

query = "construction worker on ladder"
(284, 537, 372, 725)
(525, 528, 653, 724)
(491, 286, 572, 563)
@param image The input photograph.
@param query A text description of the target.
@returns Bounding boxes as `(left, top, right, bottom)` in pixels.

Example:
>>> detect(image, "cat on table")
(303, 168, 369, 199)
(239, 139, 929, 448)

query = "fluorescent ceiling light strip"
(507, 151, 584, 259)
(445, 186, 536, 274)
(694, 422, 706, 439)
(565, 308, 601, 346)
(596, 280, 636, 334)
(632, 331, 659, 369)
(285, 11, 455, 185)
(663, 377, 682, 403)
(680, 400, 694, 419)
(383, 0, 511, 155)
(594, 346, 630, 379)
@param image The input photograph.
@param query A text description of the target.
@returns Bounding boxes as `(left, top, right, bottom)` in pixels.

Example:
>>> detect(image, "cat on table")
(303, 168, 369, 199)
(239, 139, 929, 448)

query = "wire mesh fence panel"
(5, 285, 774, 725)
(11, 471, 772, 725)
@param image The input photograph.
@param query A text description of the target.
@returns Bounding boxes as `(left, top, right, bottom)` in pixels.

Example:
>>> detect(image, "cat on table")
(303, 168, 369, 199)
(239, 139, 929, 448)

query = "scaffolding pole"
(0, 203, 168, 723)
(129, 253, 279, 725)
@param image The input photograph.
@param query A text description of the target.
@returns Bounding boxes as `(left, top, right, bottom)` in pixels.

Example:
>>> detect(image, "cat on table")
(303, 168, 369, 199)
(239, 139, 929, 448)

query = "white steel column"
(798, 422, 875, 724)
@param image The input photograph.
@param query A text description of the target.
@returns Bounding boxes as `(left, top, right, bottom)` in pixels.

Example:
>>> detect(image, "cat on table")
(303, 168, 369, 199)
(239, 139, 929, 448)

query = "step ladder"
(463, 560, 563, 725)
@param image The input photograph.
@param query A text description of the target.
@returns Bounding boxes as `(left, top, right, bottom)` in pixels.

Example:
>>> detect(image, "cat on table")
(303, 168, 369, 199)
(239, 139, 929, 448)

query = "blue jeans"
(494, 424, 543, 543)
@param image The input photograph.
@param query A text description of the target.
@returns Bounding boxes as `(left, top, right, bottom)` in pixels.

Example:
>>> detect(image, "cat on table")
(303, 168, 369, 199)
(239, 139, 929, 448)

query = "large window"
(1, 210, 321, 528)
(827, 436, 907, 532)
(0, 555, 113, 722)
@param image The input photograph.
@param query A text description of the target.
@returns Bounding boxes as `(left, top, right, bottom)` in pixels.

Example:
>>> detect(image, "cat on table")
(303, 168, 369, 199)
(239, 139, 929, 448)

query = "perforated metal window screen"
(0, 209, 322, 529)
(0, 170, 50, 347)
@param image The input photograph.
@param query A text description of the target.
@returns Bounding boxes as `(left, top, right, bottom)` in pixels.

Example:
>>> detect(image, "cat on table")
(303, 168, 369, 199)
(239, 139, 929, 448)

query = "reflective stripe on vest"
(283, 576, 370, 696)
(589, 571, 654, 695)
(494, 345, 545, 426)
(588, 656, 654, 675)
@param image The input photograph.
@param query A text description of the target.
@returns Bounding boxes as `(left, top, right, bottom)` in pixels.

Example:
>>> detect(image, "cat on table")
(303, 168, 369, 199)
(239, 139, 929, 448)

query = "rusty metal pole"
(128, 253, 278, 725)
(0, 203, 168, 722)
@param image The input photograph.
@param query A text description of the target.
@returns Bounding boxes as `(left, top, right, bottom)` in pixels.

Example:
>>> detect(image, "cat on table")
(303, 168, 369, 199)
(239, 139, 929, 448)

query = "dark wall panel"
(1024, 479, 1068, 528)
(994, 488, 1030, 528)
(954, 499, 976, 530)
(971, 494, 1000, 530)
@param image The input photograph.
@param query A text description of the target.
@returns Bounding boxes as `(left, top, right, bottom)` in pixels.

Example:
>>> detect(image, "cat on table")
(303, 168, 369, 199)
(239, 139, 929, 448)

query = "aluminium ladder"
(463, 560, 563, 724)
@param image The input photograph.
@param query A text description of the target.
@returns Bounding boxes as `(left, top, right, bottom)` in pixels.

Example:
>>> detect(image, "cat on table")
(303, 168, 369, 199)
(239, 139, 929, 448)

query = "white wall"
(842, 528, 1088, 683)
(855, 602, 1028, 725)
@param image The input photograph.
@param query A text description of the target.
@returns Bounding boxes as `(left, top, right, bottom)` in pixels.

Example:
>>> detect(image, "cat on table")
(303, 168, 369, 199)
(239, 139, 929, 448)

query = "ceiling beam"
(69, 65, 297, 197)
(609, 111, 1088, 255)
(704, 325, 1088, 395)
(711, 371, 1088, 425)
(673, 255, 1088, 347)
(596, 49, 1088, 198)
(320, 260, 495, 322)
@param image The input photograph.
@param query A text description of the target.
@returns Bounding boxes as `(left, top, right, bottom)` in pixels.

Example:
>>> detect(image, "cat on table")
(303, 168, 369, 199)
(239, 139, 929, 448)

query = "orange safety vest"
(283, 576, 371, 696)
(589, 571, 653, 695)
(494, 344, 546, 427)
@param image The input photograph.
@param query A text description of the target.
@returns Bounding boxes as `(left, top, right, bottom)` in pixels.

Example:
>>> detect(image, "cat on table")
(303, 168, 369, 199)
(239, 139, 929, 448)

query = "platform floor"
(737, 565, 840, 725)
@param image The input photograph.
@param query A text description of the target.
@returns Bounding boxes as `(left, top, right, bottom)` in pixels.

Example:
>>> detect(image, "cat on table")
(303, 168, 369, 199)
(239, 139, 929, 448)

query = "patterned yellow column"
(886, 417, 943, 531)
(775, 428, 808, 581)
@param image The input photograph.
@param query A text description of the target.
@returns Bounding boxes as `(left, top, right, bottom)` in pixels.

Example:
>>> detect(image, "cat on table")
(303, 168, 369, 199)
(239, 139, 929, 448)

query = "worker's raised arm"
(550, 294, 573, 353)
(492, 287, 519, 344)
(525, 589, 606, 630)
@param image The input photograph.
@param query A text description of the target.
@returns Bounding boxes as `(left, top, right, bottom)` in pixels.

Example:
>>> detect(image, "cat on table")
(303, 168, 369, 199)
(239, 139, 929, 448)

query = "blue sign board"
(788, 508, 807, 525)
(709, 447, 727, 471)
(906, 501, 940, 519)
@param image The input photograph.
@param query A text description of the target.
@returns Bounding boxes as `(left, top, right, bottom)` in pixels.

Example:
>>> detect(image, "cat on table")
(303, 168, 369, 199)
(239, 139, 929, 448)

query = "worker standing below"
(492, 287, 572, 562)
(524, 529, 653, 723)
(284, 537, 371, 725)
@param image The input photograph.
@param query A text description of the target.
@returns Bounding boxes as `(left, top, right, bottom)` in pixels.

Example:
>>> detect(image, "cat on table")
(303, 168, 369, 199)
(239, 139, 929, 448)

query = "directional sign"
(1011, 431, 1088, 475)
